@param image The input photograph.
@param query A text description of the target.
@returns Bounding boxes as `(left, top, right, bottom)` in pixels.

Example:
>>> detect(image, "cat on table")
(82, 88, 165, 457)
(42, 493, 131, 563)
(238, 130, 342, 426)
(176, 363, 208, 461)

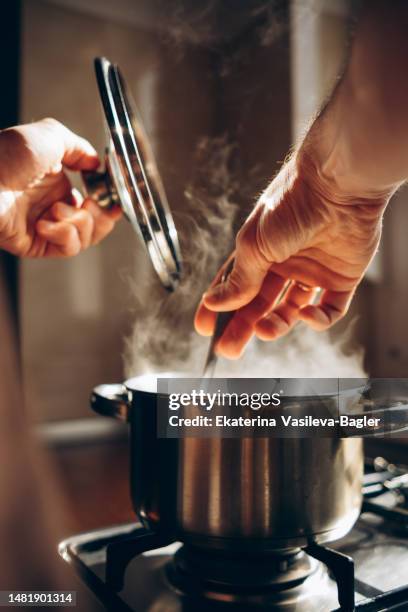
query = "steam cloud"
(124, 137, 365, 380)
(124, 136, 239, 377)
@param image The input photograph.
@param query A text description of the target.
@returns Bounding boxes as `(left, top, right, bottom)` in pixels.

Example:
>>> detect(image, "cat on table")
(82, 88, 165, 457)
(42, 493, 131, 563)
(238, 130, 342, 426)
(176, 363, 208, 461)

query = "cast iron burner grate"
(166, 542, 354, 610)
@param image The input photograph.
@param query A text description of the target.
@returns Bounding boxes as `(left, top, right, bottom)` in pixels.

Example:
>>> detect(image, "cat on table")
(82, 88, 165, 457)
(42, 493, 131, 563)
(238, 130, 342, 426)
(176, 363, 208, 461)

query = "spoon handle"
(202, 259, 235, 378)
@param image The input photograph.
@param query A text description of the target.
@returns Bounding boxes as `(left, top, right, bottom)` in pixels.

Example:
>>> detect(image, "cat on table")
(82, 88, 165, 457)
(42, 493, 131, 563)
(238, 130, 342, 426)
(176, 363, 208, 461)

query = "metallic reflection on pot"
(91, 373, 363, 551)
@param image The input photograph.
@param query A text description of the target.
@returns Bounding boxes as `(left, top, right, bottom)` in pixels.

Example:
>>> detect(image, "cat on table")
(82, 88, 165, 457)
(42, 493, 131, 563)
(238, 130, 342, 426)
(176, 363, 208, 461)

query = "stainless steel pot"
(91, 373, 364, 552)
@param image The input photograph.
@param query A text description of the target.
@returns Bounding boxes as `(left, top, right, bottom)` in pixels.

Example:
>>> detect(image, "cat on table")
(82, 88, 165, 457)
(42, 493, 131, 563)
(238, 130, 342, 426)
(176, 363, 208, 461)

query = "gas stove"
(59, 458, 408, 611)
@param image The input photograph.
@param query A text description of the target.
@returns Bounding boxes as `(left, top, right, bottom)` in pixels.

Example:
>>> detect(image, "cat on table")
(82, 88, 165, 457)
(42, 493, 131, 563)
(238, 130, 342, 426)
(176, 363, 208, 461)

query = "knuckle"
(257, 220, 290, 263)
(76, 209, 92, 228)
(236, 224, 254, 253)
(237, 214, 276, 266)
(51, 201, 66, 218)
(39, 118, 66, 149)
(224, 275, 242, 298)
(40, 117, 61, 131)
(236, 226, 262, 267)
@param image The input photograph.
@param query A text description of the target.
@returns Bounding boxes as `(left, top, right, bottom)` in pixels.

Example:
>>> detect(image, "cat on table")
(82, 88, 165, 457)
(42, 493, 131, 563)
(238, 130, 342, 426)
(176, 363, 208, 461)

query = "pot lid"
(94, 56, 182, 291)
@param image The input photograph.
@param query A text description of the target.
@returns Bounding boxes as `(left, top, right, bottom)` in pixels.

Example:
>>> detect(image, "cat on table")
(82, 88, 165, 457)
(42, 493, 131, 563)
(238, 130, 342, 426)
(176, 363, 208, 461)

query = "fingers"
(298, 289, 354, 330)
(194, 302, 217, 337)
(57, 121, 100, 171)
(194, 256, 235, 336)
(215, 272, 287, 359)
(36, 198, 122, 257)
(34, 118, 100, 171)
(203, 213, 272, 312)
(195, 272, 286, 355)
(194, 270, 287, 340)
(197, 280, 353, 356)
(271, 256, 357, 292)
(81, 198, 122, 244)
(255, 282, 318, 340)
(49, 201, 94, 249)
(195, 270, 286, 351)
(36, 219, 82, 257)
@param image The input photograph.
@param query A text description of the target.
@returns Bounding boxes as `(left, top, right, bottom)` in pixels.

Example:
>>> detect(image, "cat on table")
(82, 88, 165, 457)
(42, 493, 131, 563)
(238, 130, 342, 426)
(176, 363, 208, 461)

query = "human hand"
(0, 118, 121, 257)
(195, 148, 393, 359)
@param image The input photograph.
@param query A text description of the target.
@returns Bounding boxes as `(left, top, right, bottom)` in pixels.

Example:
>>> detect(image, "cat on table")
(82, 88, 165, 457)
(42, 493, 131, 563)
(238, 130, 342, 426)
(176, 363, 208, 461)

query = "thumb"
(203, 216, 271, 312)
(58, 122, 100, 171)
(37, 118, 100, 171)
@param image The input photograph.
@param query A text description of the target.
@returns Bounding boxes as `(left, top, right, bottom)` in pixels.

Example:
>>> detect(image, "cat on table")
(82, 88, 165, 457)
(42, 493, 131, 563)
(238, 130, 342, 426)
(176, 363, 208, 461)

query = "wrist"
(298, 96, 398, 206)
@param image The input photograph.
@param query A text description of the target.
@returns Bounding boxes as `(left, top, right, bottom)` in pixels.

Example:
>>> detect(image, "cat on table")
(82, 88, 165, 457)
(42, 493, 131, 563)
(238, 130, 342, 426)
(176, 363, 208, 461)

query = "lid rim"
(94, 56, 182, 291)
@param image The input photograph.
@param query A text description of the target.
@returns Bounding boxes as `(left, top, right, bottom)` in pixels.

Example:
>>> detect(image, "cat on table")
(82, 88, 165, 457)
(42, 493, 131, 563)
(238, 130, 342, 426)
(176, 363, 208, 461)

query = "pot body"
(125, 384, 363, 551)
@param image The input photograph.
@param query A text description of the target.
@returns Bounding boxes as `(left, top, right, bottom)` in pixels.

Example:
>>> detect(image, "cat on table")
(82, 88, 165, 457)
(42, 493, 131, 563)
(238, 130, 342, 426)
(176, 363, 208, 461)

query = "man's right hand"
(195, 0, 408, 360)
(194, 146, 391, 359)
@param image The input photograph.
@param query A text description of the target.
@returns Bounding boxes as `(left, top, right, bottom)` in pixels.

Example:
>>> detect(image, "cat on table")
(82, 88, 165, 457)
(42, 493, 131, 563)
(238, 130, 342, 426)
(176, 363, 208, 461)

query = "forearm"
(302, 0, 408, 199)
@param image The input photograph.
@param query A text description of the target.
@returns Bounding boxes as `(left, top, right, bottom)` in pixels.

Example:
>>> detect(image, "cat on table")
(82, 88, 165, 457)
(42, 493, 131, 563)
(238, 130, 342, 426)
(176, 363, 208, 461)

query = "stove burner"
(103, 528, 356, 610)
(102, 522, 358, 610)
(166, 545, 327, 607)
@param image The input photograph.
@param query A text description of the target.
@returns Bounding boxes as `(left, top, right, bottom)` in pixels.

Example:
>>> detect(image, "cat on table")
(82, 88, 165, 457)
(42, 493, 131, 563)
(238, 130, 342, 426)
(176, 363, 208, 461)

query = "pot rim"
(123, 372, 367, 399)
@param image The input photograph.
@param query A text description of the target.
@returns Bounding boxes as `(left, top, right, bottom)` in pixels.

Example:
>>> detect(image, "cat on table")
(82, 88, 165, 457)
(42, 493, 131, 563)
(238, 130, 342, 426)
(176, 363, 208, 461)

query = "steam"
(161, 0, 289, 52)
(215, 325, 365, 378)
(124, 136, 365, 380)
(124, 136, 239, 377)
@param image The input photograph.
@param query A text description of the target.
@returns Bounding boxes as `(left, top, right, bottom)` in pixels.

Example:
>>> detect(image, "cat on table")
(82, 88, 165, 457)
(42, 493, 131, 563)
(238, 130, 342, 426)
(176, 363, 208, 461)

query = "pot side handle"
(91, 384, 130, 422)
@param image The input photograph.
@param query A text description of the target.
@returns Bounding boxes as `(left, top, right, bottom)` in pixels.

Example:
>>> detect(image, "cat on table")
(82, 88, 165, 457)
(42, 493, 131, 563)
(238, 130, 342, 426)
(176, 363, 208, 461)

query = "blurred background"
(1, 0, 407, 533)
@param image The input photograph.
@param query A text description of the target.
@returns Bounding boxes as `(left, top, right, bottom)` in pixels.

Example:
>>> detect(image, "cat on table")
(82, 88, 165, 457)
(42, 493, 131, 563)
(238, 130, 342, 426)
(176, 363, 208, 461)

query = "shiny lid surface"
(95, 56, 182, 291)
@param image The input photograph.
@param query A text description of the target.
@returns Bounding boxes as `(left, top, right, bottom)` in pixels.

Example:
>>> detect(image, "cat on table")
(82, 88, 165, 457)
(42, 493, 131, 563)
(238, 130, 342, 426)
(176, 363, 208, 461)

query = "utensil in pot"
(82, 57, 182, 291)
(203, 258, 235, 377)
